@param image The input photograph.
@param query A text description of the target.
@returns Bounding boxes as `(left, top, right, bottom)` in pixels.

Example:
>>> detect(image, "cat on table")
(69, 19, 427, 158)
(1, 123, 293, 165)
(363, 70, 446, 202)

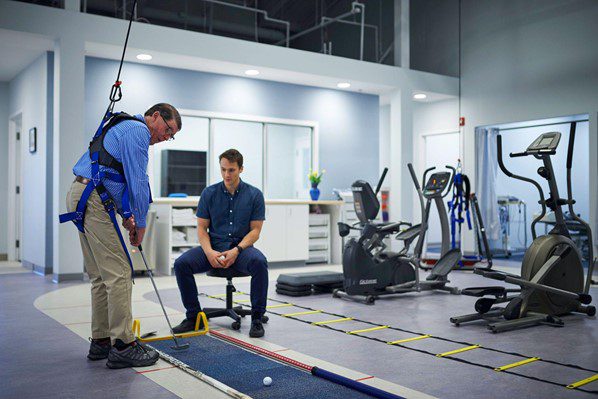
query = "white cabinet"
(285, 205, 309, 260)
(255, 206, 286, 261)
(307, 213, 331, 264)
(154, 201, 310, 274)
(255, 205, 309, 262)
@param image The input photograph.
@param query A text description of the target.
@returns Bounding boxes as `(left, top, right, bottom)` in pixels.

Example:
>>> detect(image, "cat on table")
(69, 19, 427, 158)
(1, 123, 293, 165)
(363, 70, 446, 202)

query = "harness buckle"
(102, 197, 116, 212)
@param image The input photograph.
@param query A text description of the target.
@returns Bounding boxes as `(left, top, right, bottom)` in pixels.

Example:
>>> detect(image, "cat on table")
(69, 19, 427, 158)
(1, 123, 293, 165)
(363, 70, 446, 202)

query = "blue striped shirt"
(73, 114, 151, 228)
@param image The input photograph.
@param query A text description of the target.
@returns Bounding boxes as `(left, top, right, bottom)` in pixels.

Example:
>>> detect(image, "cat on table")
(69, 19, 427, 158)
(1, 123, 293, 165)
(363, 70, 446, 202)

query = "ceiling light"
(136, 53, 152, 61)
(245, 69, 260, 76)
(413, 93, 427, 100)
(337, 82, 351, 89)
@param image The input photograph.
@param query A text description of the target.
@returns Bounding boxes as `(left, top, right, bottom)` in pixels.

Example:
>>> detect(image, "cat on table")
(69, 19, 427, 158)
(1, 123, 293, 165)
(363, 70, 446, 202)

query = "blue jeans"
(174, 246, 268, 320)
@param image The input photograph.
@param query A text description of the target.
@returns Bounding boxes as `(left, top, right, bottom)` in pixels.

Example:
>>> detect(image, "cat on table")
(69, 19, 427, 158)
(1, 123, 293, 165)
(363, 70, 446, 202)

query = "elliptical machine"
(451, 123, 595, 332)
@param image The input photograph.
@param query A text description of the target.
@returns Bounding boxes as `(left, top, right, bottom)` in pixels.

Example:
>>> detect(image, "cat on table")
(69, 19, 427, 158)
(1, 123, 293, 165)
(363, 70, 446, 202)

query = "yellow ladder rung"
(347, 325, 389, 334)
(211, 292, 242, 298)
(282, 310, 322, 317)
(495, 357, 540, 372)
(387, 334, 432, 345)
(436, 345, 480, 357)
(267, 303, 293, 309)
(312, 317, 354, 325)
(567, 374, 598, 389)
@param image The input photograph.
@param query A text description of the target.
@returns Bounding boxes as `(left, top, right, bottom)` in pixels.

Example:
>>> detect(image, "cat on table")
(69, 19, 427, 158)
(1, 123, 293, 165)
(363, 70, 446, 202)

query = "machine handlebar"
(407, 163, 421, 190)
(509, 151, 527, 158)
(375, 167, 388, 195)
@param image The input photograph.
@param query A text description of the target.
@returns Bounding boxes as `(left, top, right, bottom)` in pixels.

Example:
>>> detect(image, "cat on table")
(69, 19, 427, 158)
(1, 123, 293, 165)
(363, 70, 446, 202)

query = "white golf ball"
(263, 376, 272, 386)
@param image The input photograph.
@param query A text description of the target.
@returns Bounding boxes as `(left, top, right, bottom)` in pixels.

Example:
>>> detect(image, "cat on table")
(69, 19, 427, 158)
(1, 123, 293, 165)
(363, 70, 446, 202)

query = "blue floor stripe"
(150, 335, 380, 399)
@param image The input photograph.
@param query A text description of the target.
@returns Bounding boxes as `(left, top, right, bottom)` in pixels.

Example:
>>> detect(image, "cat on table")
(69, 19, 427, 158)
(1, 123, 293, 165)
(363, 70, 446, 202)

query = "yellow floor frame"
(133, 312, 209, 342)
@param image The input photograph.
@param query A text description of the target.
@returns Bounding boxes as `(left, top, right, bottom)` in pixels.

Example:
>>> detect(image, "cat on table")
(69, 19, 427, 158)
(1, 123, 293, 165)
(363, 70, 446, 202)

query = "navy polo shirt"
(196, 180, 266, 251)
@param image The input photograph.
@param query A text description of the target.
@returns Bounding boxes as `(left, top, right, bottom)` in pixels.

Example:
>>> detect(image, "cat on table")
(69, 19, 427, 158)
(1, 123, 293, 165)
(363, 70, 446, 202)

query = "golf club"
(138, 245, 190, 351)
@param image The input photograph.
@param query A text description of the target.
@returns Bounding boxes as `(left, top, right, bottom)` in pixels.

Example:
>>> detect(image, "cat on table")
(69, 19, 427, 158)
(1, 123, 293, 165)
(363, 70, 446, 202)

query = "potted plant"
(308, 169, 325, 201)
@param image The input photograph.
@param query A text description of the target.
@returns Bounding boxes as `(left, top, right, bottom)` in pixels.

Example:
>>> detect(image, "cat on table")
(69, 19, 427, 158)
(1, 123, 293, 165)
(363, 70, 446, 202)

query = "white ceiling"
(85, 42, 397, 96)
(0, 29, 54, 82)
(0, 28, 456, 104)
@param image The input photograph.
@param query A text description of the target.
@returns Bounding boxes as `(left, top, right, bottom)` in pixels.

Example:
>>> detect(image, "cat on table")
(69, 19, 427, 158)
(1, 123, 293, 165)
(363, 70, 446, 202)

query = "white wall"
(0, 82, 8, 255)
(8, 53, 49, 268)
(461, 0, 598, 250)
(412, 99, 459, 215)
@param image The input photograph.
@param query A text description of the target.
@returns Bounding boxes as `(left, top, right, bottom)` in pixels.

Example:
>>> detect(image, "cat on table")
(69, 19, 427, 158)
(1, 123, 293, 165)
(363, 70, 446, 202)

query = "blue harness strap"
(59, 112, 143, 280)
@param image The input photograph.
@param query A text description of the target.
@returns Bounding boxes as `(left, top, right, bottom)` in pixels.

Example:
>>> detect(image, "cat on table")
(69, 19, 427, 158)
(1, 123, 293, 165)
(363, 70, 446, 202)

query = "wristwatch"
(235, 245, 244, 254)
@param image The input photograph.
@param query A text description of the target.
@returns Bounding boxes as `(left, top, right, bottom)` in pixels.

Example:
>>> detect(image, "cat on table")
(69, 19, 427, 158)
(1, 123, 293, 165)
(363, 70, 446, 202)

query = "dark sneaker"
(249, 319, 265, 338)
(172, 317, 204, 334)
(106, 342, 159, 369)
(87, 338, 111, 360)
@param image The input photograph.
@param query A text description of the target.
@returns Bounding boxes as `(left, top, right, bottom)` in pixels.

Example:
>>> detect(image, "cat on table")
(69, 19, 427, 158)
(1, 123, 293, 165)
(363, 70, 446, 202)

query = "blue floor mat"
(150, 335, 379, 399)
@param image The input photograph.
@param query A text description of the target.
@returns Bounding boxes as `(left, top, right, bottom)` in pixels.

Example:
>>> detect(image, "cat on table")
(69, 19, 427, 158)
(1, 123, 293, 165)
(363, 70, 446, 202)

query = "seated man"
(172, 149, 269, 337)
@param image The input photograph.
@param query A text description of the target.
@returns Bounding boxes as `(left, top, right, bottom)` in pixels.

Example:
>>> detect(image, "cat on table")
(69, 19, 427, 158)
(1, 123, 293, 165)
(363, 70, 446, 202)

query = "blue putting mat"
(150, 335, 380, 399)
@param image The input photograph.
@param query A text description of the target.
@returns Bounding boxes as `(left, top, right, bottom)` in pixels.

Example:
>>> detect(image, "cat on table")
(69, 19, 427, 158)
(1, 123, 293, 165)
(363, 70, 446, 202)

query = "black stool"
(203, 268, 268, 330)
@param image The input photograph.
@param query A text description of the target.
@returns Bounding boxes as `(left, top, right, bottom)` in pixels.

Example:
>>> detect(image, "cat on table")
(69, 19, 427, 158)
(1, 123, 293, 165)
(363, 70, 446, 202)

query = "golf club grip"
(138, 244, 143, 252)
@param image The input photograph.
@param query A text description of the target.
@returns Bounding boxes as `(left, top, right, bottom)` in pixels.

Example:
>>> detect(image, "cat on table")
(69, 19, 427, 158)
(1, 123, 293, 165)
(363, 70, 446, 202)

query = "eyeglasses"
(160, 114, 176, 141)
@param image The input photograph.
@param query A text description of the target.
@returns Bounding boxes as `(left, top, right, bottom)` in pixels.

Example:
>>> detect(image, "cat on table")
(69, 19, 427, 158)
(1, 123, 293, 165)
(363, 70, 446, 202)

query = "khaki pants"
(67, 181, 134, 343)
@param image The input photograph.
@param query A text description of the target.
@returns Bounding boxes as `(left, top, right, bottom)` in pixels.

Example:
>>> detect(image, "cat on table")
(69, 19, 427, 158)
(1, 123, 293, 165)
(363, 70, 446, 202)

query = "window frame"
(160, 109, 319, 197)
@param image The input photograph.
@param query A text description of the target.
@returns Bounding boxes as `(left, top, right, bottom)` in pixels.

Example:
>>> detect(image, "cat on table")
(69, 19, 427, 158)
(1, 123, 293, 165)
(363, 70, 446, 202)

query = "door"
(423, 132, 460, 251)
(15, 124, 21, 261)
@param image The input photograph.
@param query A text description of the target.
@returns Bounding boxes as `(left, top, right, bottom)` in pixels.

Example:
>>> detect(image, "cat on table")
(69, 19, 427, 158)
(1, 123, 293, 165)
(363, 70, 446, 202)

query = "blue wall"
(85, 57, 379, 199)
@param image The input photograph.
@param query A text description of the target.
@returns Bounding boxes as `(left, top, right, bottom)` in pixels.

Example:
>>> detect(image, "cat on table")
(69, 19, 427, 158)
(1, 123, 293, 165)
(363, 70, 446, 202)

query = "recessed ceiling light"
(413, 93, 427, 100)
(337, 82, 351, 89)
(245, 69, 260, 76)
(136, 53, 152, 61)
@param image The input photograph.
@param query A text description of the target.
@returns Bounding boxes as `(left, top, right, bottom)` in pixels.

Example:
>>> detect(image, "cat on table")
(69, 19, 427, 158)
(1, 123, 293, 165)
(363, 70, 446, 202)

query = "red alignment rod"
(209, 330, 313, 372)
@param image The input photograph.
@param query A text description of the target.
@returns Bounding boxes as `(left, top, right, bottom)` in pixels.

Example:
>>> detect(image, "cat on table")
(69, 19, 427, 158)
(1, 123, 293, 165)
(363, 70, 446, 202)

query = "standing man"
(173, 149, 269, 338)
(65, 103, 181, 368)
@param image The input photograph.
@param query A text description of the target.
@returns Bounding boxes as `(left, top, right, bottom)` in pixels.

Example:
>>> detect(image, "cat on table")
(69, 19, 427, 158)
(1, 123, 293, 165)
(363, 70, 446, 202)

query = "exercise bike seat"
(461, 286, 506, 297)
(395, 224, 421, 242)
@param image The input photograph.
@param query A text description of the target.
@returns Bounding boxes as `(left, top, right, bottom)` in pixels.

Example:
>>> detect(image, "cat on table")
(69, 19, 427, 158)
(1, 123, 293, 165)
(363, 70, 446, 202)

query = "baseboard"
(22, 260, 52, 276)
(268, 260, 307, 269)
(53, 273, 84, 283)
(0, 253, 7, 261)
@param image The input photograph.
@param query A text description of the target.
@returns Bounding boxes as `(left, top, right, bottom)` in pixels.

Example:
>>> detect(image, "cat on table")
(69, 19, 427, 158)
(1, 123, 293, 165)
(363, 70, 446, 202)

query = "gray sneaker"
(87, 338, 111, 360)
(106, 342, 159, 369)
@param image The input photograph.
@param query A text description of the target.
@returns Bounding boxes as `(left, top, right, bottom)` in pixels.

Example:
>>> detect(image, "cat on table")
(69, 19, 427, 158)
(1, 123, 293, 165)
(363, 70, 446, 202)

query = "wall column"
(52, 35, 86, 282)
(389, 88, 414, 243)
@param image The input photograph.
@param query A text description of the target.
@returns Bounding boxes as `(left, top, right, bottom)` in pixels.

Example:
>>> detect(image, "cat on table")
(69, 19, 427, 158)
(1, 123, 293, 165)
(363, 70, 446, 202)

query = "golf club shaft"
(137, 245, 182, 346)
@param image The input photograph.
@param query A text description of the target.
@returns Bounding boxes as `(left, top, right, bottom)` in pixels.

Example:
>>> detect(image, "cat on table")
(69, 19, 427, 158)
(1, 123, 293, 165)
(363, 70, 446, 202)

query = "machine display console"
(526, 131, 561, 154)
(423, 172, 451, 197)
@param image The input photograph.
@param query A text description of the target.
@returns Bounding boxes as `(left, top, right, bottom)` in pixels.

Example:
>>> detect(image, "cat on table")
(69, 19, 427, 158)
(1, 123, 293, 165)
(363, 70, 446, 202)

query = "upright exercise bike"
(451, 124, 595, 332)
(334, 169, 417, 304)
(334, 166, 461, 304)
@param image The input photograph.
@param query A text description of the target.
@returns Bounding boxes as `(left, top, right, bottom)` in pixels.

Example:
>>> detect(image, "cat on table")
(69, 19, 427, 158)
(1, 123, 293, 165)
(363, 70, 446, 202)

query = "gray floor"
(148, 263, 598, 399)
(0, 271, 179, 399)
(2, 261, 597, 399)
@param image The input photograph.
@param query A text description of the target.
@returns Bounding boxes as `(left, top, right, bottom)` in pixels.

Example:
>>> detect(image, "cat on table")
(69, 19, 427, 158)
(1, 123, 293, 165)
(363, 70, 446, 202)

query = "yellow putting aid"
(347, 325, 389, 334)
(567, 374, 598, 389)
(436, 345, 480, 357)
(133, 312, 209, 342)
(387, 334, 432, 345)
(495, 357, 540, 372)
